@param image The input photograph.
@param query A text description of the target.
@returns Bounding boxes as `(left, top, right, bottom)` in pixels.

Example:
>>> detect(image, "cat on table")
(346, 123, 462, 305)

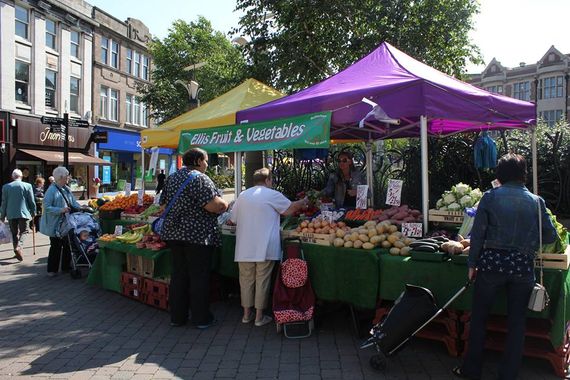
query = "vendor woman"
(321, 151, 365, 208)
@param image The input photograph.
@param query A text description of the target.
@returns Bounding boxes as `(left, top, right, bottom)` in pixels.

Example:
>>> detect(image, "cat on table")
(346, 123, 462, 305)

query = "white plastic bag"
(0, 223, 13, 245)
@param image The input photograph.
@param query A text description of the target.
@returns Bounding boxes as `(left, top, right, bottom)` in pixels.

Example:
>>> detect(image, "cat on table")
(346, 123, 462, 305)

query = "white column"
(81, 34, 92, 116)
(32, 14, 46, 115)
(420, 116, 429, 233)
(0, 2, 16, 110)
(60, 27, 71, 114)
(531, 127, 538, 195)
(141, 147, 145, 192)
(365, 141, 374, 207)
(234, 152, 242, 200)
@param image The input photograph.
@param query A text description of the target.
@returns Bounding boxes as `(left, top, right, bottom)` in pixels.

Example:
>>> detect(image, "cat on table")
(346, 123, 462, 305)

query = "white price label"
(125, 183, 131, 196)
(401, 223, 423, 238)
(386, 179, 403, 206)
(137, 189, 144, 206)
(356, 185, 369, 209)
(491, 179, 501, 188)
(114, 225, 123, 236)
(321, 211, 333, 224)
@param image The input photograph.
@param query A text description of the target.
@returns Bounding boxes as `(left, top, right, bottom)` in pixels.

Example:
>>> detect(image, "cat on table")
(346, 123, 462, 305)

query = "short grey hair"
(12, 169, 22, 180)
(52, 167, 69, 181)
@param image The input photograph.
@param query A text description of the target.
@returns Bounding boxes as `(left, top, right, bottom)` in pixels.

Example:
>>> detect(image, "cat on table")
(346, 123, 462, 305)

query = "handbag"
(152, 170, 198, 236)
(528, 197, 550, 312)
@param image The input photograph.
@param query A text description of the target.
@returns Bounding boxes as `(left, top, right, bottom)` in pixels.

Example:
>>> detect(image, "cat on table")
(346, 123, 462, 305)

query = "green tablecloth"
(378, 254, 570, 348)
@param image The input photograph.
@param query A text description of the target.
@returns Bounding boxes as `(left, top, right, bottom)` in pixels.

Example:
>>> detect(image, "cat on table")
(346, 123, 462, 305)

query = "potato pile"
(295, 219, 350, 235)
(332, 220, 415, 254)
(441, 239, 470, 255)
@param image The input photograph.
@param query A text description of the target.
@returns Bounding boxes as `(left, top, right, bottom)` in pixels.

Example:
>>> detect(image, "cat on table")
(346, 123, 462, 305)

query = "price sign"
(491, 179, 501, 188)
(321, 211, 333, 224)
(113, 225, 123, 236)
(401, 223, 423, 238)
(356, 185, 369, 209)
(154, 193, 161, 205)
(386, 179, 403, 206)
(137, 189, 144, 206)
(125, 183, 131, 196)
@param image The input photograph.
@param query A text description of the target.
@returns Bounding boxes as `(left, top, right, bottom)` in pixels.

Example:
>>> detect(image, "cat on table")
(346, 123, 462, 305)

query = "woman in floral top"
(160, 148, 228, 328)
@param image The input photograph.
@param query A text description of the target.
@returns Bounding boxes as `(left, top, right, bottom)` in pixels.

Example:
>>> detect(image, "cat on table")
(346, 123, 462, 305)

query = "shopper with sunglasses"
(321, 151, 365, 208)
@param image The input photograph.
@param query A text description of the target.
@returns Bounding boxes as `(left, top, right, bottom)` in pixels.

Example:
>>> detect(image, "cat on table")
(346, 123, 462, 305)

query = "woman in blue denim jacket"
(453, 154, 557, 380)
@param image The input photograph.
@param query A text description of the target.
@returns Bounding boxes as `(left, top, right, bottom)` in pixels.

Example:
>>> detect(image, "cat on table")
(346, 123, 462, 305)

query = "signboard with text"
(386, 179, 403, 206)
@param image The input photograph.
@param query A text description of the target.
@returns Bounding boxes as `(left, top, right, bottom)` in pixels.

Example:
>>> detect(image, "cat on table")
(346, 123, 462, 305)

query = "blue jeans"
(461, 271, 534, 380)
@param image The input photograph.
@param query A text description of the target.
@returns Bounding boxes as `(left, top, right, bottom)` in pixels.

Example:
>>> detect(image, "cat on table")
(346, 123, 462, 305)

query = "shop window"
(110, 89, 118, 121)
(111, 41, 119, 69)
(126, 94, 133, 123)
(513, 81, 530, 101)
(126, 49, 132, 74)
(15, 60, 30, 104)
(45, 69, 57, 108)
(70, 31, 80, 59)
(15, 5, 29, 40)
(100, 86, 108, 119)
(101, 37, 109, 65)
(70, 77, 80, 113)
(46, 19, 57, 50)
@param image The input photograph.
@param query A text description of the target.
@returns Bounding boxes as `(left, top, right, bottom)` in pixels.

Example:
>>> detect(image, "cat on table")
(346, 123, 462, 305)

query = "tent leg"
(531, 127, 538, 195)
(420, 116, 429, 234)
(234, 152, 242, 200)
(365, 141, 374, 208)
(141, 147, 145, 193)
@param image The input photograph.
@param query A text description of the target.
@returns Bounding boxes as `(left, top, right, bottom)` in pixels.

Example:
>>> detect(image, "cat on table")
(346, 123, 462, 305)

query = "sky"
(88, 0, 570, 74)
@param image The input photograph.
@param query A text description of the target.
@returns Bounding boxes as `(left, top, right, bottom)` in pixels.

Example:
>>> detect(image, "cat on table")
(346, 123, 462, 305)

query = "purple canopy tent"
(236, 42, 537, 230)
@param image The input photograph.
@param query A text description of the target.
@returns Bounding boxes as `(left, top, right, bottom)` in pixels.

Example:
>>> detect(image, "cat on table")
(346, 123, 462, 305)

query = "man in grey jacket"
(0, 169, 36, 261)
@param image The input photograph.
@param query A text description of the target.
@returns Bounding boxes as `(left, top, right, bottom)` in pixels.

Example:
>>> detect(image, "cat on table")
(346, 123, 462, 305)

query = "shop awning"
(140, 79, 284, 149)
(19, 149, 109, 165)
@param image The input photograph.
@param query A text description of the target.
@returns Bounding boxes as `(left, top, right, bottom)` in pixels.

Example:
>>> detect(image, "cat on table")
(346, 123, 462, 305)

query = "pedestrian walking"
(0, 169, 36, 261)
(156, 170, 166, 195)
(231, 168, 307, 326)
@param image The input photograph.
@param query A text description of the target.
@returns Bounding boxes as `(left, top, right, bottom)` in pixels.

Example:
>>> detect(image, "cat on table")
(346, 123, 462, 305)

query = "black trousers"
(47, 236, 71, 273)
(167, 241, 214, 325)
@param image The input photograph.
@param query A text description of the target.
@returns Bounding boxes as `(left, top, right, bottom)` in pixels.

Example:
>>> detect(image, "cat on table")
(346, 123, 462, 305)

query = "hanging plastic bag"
(0, 223, 13, 245)
(458, 207, 477, 238)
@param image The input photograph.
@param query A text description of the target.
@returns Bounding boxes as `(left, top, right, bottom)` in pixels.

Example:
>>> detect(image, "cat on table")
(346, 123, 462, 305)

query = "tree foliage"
(234, 0, 482, 92)
(139, 17, 247, 123)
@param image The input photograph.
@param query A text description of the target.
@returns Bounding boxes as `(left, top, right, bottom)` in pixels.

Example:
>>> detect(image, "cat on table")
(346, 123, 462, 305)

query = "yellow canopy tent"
(140, 78, 284, 149)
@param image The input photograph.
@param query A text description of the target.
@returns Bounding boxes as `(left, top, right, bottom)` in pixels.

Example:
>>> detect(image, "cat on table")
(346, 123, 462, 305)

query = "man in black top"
(156, 170, 166, 195)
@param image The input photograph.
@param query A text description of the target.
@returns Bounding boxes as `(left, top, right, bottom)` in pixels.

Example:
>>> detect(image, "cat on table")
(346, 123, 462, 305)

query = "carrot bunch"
(345, 208, 382, 221)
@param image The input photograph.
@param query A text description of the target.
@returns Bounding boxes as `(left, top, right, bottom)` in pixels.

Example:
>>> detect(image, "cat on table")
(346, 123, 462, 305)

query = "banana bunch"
(116, 231, 143, 244)
(131, 224, 151, 234)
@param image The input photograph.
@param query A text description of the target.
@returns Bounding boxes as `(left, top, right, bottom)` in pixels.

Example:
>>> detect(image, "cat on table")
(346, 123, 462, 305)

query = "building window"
(513, 81, 530, 101)
(15, 5, 29, 40)
(485, 85, 503, 95)
(539, 76, 564, 99)
(15, 60, 30, 104)
(111, 41, 119, 69)
(70, 31, 80, 58)
(110, 89, 118, 121)
(133, 96, 140, 125)
(101, 37, 109, 65)
(134, 52, 140, 77)
(126, 49, 133, 74)
(45, 69, 57, 108)
(126, 94, 133, 123)
(46, 19, 57, 50)
(539, 110, 564, 127)
(100, 86, 108, 119)
(142, 56, 149, 80)
(70, 77, 80, 113)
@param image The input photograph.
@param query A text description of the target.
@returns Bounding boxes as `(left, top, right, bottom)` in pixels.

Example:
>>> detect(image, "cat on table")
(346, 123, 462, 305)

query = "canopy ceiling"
(141, 79, 284, 148)
(236, 42, 536, 140)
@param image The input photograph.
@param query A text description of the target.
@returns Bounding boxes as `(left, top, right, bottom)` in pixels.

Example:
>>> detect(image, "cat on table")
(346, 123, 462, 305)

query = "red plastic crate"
(122, 284, 145, 301)
(121, 272, 143, 289)
(146, 293, 168, 310)
(143, 278, 169, 299)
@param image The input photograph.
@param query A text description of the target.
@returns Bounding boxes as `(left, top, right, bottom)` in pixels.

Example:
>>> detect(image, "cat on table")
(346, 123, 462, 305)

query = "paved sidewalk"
(0, 233, 559, 379)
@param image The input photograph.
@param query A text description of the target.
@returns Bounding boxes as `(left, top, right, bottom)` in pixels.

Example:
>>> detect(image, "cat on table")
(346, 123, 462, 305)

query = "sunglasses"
(337, 158, 350, 163)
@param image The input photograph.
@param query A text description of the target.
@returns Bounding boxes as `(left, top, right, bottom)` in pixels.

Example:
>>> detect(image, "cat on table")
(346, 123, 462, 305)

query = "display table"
(378, 254, 570, 348)
(99, 218, 141, 234)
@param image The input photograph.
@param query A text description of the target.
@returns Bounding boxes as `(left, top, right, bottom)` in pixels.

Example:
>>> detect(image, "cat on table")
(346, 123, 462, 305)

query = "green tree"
(234, 0, 482, 92)
(140, 17, 247, 123)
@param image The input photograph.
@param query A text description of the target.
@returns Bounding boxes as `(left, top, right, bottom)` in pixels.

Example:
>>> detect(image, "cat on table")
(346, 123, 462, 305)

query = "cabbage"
(447, 202, 461, 211)
(542, 208, 568, 253)
(443, 192, 456, 205)
(439, 205, 448, 211)
(459, 195, 473, 208)
(436, 198, 444, 209)
(470, 188, 483, 201)
(453, 183, 471, 197)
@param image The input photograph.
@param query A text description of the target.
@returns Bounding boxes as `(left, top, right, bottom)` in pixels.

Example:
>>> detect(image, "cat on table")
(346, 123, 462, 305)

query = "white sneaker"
(47, 272, 57, 277)
(254, 315, 273, 327)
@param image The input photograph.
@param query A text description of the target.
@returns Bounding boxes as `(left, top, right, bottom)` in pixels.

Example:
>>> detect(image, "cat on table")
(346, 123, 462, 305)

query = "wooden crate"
(126, 253, 155, 278)
(537, 246, 570, 270)
(285, 231, 333, 246)
(428, 209, 464, 224)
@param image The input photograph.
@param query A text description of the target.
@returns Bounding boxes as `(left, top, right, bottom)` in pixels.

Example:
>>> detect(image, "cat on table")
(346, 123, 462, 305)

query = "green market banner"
(178, 112, 331, 153)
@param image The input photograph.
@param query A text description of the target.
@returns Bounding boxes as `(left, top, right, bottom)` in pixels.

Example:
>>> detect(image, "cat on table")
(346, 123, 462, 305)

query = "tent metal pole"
(420, 116, 429, 233)
(141, 146, 145, 193)
(531, 127, 538, 194)
(366, 139, 374, 208)
(234, 151, 242, 200)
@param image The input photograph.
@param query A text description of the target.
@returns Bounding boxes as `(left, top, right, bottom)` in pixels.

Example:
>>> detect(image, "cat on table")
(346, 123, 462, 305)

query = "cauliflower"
(470, 188, 483, 201)
(443, 192, 456, 205)
(436, 198, 444, 209)
(439, 205, 448, 211)
(459, 195, 473, 208)
(447, 202, 462, 211)
(453, 183, 471, 197)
